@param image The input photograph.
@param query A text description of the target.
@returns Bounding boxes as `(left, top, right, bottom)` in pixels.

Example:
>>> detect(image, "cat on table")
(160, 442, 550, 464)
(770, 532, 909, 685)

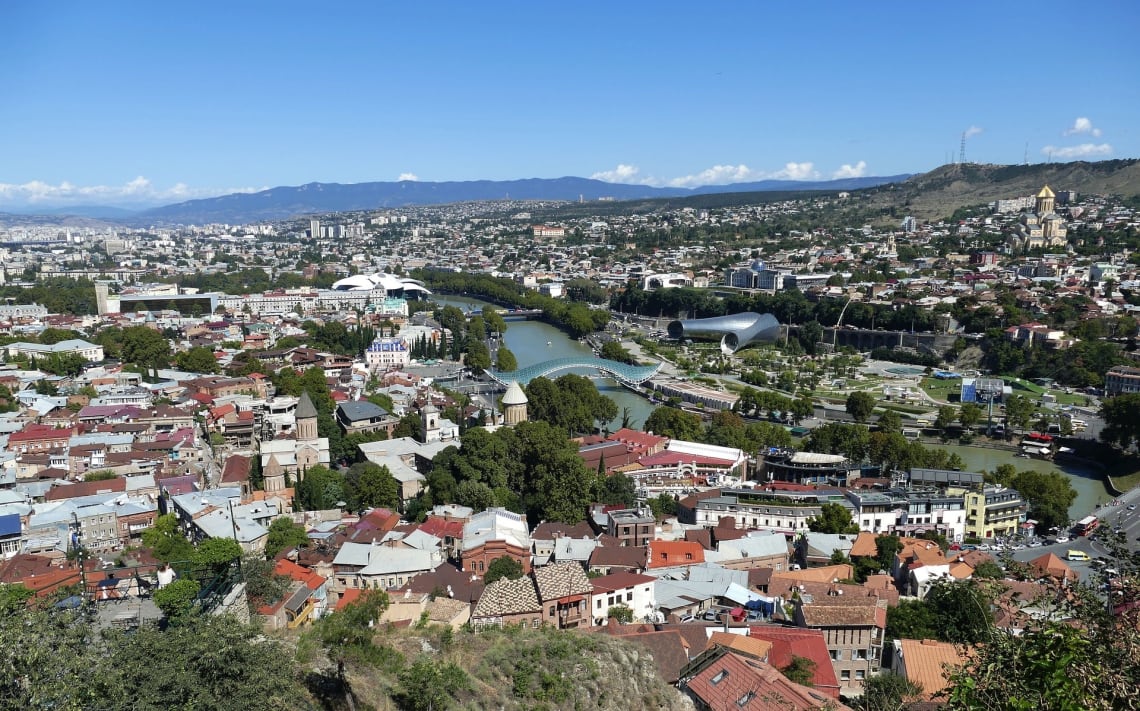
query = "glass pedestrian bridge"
(487, 357, 663, 386)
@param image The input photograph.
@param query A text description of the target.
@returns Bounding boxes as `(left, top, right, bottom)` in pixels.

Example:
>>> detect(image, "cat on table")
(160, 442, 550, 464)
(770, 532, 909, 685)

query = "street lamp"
(70, 512, 88, 604)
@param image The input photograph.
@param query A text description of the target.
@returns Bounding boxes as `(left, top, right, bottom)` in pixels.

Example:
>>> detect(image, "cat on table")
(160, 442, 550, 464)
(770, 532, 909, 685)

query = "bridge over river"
(487, 356, 663, 386)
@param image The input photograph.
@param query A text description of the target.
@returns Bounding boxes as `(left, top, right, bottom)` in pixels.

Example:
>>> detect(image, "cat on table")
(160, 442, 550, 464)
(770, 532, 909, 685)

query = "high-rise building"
(309, 219, 320, 239)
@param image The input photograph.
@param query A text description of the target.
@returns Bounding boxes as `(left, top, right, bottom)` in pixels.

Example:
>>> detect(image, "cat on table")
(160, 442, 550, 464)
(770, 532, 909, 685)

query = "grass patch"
(1108, 469, 1140, 493)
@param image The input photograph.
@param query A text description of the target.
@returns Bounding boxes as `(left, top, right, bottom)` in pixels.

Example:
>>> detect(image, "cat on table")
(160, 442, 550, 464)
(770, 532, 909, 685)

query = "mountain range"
(8, 175, 908, 225)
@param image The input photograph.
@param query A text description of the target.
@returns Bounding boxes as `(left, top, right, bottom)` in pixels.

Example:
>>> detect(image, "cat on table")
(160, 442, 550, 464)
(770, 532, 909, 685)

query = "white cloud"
(1064, 117, 1102, 137)
(666, 164, 766, 188)
(0, 176, 263, 208)
(964, 125, 984, 139)
(770, 162, 819, 181)
(590, 164, 646, 183)
(591, 160, 827, 188)
(397, 172, 419, 181)
(1041, 143, 1113, 160)
(831, 161, 867, 179)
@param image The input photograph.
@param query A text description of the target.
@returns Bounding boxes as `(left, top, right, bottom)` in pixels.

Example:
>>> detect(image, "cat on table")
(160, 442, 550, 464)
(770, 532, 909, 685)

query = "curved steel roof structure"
(667, 312, 780, 354)
(487, 357, 663, 386)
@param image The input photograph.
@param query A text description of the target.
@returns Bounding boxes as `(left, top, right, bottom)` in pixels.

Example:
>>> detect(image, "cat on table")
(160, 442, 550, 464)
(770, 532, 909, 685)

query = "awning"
(559, 595, 585, 604)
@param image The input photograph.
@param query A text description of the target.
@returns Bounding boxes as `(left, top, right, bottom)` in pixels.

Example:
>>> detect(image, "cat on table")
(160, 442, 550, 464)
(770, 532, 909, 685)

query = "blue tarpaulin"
(0, 513, 20, 538)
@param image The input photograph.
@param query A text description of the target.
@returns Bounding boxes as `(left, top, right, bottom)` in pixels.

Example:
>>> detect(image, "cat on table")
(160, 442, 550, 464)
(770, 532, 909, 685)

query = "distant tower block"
(94, 282, 110, 315)
(501, 381, 529, 426)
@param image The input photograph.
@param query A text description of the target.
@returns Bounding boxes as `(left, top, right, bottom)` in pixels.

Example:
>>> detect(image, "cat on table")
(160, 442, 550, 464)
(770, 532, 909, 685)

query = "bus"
(1073, 515, 1100, 537)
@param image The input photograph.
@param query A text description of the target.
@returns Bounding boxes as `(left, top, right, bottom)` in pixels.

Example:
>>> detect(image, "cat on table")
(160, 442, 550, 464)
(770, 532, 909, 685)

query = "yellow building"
(964, 485, 1027, 539)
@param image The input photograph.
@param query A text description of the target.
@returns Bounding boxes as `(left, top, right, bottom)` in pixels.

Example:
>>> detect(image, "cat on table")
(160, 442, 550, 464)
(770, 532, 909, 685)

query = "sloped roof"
(501, 380, 528, 406)
(1028, 551, 1077, 580)
(295, 391, 318, 420)
(686, 651, 851, 711)
(533, 561, 593, 601)
(897, 638, 968, 699)
(472, 576, 541, 618)
(748, 628, 840, 697)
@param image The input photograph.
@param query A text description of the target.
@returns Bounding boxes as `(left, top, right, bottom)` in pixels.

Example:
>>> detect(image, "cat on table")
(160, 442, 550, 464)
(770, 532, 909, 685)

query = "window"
(830, 650, 840, 660)
(685, 553, 693, 560)
(626, 592, 633, 602)
(736, 691, 755, 707)
(856, 670, 865, 680)
(841, 671, 851, 681)
(532, 619, 540, 628)
(711, 669, 729, 685)
(596, 599, 602, 609)
(549, 606, 555, 616)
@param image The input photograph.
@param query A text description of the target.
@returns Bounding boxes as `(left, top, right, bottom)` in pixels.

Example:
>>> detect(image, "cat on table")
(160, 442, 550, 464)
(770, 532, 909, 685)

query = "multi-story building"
(1106, 365, 1140, 396)
(605, 508, 655, 547)
(964, 485, 1027, 540)
(794, 597, 884, 697)
(460, 508, 531, 580)
(680, 488, 832, 536)
(364, 338, 410, 371)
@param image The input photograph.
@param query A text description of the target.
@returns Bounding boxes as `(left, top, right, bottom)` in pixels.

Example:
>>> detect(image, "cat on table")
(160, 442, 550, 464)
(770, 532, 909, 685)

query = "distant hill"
(868, 159, 1140, 220)
(130, 174, 907, 224)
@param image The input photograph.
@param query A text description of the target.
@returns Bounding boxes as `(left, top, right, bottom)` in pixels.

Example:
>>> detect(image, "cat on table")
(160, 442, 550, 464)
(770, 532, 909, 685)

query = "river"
(430, 296, 1109, 518)
(431, 295, 657, 430)
(935, 443, 1111, 521)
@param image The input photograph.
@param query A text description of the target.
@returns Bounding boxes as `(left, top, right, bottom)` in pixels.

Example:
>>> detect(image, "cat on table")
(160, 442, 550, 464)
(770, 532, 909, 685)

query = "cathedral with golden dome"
(1007, 185, 1068, 251)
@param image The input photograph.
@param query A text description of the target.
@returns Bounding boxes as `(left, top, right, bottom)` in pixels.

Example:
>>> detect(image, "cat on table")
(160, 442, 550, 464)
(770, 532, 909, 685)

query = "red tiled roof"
(646, 539, 705, 569)
(44, 477, 126, 501)
(749, 627, 840, 697)
(274, 558, 325, 591)
(589, 571, 656, 594)
(639, 451, 736, 467)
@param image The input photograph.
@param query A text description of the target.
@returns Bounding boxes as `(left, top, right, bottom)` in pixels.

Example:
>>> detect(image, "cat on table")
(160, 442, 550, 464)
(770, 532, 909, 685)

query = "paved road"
(1007, 487, 1140, 583)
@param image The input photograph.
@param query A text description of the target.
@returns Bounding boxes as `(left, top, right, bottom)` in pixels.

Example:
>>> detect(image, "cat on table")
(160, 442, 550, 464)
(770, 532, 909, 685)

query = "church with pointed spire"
(259, 391, 331, 483)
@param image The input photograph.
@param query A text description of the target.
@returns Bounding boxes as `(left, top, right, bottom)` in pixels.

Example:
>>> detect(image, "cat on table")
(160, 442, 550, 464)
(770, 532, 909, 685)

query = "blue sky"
(2, 1, 1138, 207)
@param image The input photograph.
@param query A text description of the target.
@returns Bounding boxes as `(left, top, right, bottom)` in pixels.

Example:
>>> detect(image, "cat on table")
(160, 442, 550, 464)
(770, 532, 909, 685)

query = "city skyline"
(2, 0, 1138, 208)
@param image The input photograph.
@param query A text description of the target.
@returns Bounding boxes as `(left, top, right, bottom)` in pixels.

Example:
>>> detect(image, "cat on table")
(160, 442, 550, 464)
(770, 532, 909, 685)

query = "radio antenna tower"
(959, 132, 967, 164)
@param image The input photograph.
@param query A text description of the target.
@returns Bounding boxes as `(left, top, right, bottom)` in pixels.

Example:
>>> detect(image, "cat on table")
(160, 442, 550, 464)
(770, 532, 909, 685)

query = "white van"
(1067, 550, 1090, 562)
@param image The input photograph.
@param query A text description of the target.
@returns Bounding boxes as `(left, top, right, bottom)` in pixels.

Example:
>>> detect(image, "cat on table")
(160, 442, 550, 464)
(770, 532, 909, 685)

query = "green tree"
(1100, 392, 1140, 449)
(926, 580, 993, 645)
(464, 339, 492, 375)
(192, 537, 242, 568)
(142, 513, 195, 562)
(600, 340, 637, 365)
(596, 472, 637, 508)
(959, 402, 983, 429)
(780, 655, 817, 687)
(643, 406, 703, 440)
(876, 409, 903, 434)
(345, 462, 401, 510)
(0, 583, 33, 615)
(483, 555, 524, 584)
(971, 560, 1004, 579)
(886, 598, 938, 640)
(1005, 468, 1076, 532)
(1003, 394, 1035, 432)
(846, 391, 877, 423)
(240, 554, 291, 611)
(861, 673, 924, 711)
(153, 578, 201, 622)
(395, 657, 470, 711)
(935, 404, 957, 433)
(175, 346, 220, 374)
(495, 346, 518, 372)
(807, 502, 860, 534)
(294, 465, 347, 511)
(607, 604, 634, 623)
(120, 325, 172, 377)
(264, 517, 310, 558)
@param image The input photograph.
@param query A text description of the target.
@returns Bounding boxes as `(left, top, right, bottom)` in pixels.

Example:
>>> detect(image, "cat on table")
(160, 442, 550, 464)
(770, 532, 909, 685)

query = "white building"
(365, 338, 410, 371)
(6, 339, 104, 363)
(589, 571, 657, 625)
